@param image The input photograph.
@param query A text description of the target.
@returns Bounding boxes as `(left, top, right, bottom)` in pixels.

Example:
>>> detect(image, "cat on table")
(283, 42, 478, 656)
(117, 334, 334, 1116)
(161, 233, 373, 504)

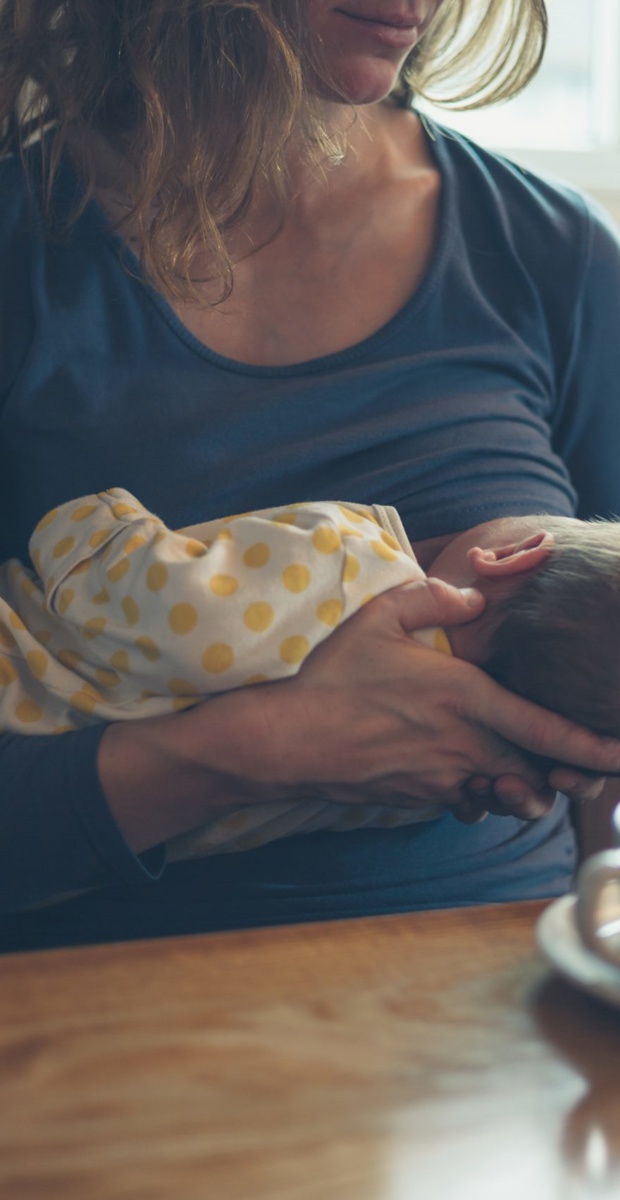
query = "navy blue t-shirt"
(2, 117, 620, 950)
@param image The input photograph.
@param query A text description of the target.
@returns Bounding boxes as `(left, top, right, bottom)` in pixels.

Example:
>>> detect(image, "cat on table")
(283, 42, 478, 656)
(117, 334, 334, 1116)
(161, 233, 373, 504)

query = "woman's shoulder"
(427, 115, 617, 279)
(424, 115, 620, 340)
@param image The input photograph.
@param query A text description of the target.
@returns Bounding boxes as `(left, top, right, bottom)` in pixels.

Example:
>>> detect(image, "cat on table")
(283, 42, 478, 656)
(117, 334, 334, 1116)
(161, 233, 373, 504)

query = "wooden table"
(2, 900, 620, 1200)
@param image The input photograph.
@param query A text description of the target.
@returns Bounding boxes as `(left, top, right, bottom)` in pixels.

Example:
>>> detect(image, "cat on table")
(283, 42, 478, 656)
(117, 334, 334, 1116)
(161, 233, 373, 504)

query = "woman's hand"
(249, 578, 620, 810)
(99, 577, 620, 853)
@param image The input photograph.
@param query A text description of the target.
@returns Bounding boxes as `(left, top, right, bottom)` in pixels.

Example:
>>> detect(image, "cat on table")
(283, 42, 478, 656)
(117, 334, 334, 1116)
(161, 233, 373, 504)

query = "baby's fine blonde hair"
(483, 521, 620, 738)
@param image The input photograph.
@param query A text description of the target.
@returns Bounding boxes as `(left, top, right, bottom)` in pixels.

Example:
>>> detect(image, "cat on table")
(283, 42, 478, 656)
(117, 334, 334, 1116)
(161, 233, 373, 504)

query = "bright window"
(420, 0, 620, 193)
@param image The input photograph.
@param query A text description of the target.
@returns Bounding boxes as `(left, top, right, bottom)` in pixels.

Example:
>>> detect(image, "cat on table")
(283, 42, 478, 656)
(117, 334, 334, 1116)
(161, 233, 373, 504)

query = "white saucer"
(536, 894, 620, 1010)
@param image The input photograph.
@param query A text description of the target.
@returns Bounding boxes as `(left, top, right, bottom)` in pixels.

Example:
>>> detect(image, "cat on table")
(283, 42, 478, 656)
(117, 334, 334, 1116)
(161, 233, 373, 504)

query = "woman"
(1, 0, 620, 950)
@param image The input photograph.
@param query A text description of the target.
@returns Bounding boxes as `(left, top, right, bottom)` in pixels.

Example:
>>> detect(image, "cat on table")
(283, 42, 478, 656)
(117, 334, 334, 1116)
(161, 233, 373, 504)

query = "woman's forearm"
(97, 688, 298, 854)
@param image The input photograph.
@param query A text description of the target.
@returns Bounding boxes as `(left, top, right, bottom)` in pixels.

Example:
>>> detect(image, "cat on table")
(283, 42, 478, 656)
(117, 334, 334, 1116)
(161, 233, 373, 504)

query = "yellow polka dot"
(26, 649, 48, 679)
(381, 530, 402, 551)
(153, 531, 167, 544)
(172, 696, 199, 712)
(70, 690, 99, 716)
(378, 811, 409, 827)
(168, 603, 198, 635)
(202, 643, 234, 674)
(185, 539, 208, 558)
(123, 534, 147, 555)
(92, 588, 111, 605)
(57, 648, 81, 670)
(371, 540, 398, 561)
(88, 529, 111, 550)
(338, 526, 363, 538)
(361, 593, 376, 606)
(209, 574, 239, 597)
(338, 506, 363, 523)
(9, 611, 25, 631)
(280, 635, 310, 665)
(343, 554, 360, 583)
(52, 536, 76, 559)
(83, 617, 107, 640)
(312, 526, 341, 555)
(215, 529, 233, 542)
(168, 679, 200, 695)
(58, 589, 75, 615)
(95, 667, 121, 689)
(0, 622, 16, 649)
(243, 602, 274, 633)
(220, 813, 253, 832)
(53, 725, 76, 735)
(316, 599, 344, 627)
(243, 543, 271, 569)
(243, 674, 269, 685)
(16, 699, 43, 723)
(433, 629, 453, 656)
(146, 563, 169, 592)
(361, 509, 379, 524)
(0, 656, 17, 686)
(20, 576, 37, 597)
(70, 504, 98, 522)
(33, 630, 52, 646)
(107, 558, 130, 584)
(282, 563, 311, 593)
(271, 511, 298, 525)
(69, 558, 91, 576)
(134, 636, 161, 662)
(122, 597, 140, 626)
(35, 508, 59, 531)
(110, 649, 130, 672)
(111, 502, 138, 519)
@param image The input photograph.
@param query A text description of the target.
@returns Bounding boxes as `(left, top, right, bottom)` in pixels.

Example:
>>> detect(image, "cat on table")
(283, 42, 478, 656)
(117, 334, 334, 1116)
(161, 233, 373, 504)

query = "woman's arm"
(2, 575, 618, 912)
(550, 197, 620, 853)
(98, 578, 620, 853)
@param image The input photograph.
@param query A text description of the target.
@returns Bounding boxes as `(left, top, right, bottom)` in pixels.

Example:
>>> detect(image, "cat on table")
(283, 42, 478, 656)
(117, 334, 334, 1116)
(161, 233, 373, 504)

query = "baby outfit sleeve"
(0, 489, 430, 734)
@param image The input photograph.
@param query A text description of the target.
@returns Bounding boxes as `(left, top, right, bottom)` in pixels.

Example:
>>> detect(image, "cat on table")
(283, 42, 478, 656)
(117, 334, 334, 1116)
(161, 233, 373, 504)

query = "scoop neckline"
(76, 112, 456, 379)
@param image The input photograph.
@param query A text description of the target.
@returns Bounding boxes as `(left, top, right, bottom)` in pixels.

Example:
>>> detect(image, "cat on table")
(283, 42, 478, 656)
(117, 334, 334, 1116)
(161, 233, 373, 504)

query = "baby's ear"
(468, 531, 555, 578)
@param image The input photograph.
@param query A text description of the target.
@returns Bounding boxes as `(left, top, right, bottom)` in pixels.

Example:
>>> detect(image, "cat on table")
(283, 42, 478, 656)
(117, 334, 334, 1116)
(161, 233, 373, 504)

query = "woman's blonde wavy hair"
(0, 0, 548, 301)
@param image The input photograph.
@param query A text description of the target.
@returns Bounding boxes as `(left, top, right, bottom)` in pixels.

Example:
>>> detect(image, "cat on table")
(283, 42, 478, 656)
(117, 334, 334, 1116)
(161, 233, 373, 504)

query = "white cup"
(576, 804, 620, 965)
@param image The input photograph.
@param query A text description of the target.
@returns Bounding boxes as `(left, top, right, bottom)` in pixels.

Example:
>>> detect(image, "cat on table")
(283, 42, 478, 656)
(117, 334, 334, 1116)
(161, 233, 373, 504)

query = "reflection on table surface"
(2, 900, 620, 1200)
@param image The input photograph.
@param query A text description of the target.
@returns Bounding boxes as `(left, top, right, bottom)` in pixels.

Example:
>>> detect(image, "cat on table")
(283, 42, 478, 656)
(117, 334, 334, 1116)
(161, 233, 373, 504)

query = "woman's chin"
(309, 60, 404, 107)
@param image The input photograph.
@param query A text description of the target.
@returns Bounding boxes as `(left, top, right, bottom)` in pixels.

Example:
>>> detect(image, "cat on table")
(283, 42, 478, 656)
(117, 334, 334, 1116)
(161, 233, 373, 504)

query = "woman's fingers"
(460, 666, 620, 776)
(547, 768, 607, 804)
(389, 576, 486, 630)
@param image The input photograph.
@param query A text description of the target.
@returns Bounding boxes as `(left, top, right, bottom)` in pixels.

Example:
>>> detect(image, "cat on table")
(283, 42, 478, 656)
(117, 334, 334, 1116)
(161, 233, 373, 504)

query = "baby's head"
(429, 515, 620, 737)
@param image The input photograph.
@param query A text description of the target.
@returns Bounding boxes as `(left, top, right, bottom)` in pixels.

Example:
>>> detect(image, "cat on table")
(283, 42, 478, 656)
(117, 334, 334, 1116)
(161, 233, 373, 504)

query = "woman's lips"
(336, 9, 420, 49)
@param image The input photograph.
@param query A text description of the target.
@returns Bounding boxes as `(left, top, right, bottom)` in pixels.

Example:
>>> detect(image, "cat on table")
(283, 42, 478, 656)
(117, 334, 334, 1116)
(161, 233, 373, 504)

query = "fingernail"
(460, 587, 484, 608)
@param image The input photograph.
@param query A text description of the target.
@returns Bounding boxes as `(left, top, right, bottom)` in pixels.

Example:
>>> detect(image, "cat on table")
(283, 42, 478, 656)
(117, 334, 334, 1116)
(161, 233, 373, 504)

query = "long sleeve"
(551, 197, 620, 519)
(0, 724, 165, 912)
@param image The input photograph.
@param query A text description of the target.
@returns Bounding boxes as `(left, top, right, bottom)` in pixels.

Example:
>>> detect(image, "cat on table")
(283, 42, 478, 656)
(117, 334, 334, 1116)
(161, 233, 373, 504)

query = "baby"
(0, 489, 615, 859)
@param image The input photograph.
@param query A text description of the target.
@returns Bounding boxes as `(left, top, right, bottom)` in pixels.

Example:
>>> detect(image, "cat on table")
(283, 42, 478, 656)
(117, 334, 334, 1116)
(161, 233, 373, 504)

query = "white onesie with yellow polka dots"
(0, 488, 453, 859)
